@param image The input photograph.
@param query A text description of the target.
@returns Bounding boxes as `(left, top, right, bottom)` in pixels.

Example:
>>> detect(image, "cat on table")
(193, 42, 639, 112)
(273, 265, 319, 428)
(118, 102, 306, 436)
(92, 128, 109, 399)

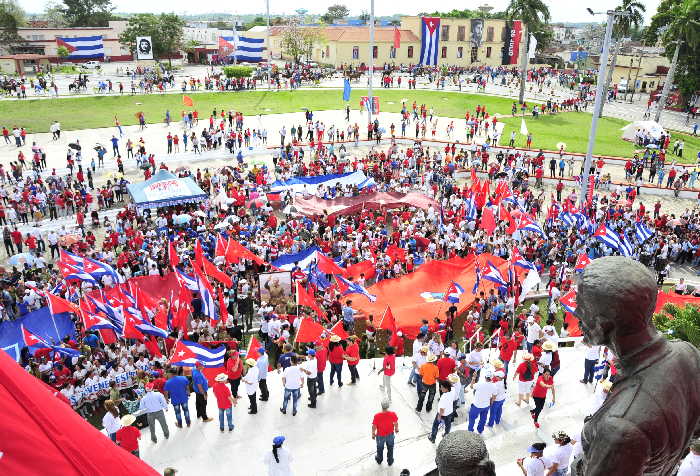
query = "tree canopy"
(506, 0, 551, 52)
(60, 0, 114, 27)
(119, 13, 186, 61)
(320, 4, 350, 24)
(0, 0, 26, 53)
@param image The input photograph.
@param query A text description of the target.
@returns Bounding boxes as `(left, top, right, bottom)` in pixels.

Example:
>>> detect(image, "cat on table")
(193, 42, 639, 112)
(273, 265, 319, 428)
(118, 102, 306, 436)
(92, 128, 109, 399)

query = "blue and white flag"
(594, 224, 622, 251)
(635, 222, 654, 242)
(419, 17, 441, 66)
(481, 261, 509, 288)
(335, 275, 377, 302)
(219, 35, 264, 62)
(618, 233, 634, 257)
(464, 197, 477, 221)
(174, 268, 199, 291)
(170, 340, 226, 367)
(272, 246, 322, 271)
(56, 35, 104, 59)
(444, 281, 465, 303)
(269, 171, 375, 195)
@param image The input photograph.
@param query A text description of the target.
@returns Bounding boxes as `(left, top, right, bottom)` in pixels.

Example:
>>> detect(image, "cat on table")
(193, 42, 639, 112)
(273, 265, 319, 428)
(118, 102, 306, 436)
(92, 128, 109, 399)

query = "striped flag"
(635, 222, 654, 242)
(419, 17, 441, 66)
(169, 340, 226, 367)
(56, 35, 104, 59)
(593, 224, 622, 251)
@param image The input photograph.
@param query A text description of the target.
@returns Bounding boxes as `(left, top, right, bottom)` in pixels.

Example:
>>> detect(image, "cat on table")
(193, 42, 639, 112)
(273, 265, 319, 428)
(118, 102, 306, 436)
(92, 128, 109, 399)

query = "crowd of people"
(2, 75, 700, 475)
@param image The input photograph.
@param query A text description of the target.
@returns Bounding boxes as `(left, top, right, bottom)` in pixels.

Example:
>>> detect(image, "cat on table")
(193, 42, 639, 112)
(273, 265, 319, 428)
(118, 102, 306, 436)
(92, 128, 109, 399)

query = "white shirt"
(243, 366, 259, 395)
(102, 412, 122, 434)
(467, 350, 483, 370)
(522, 456, 552, 476)
(282, 365, 303, 390)
(544, 444, 573, 471)
(493, 369, 506, 401)
(437, 391, 453, 416)
(471, 380, 497, 408)
(263, 446, 294, 476)
(527, 322, 541, 343)
(584, 345, 600, 361)
(677, 452, 700, 476)
(302, 358, 318, 379)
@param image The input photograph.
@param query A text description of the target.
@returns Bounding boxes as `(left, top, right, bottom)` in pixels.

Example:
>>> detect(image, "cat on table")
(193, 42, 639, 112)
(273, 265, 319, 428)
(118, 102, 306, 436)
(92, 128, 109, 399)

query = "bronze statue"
(424, 430, 495, 476)
(575, 256, 700, 475)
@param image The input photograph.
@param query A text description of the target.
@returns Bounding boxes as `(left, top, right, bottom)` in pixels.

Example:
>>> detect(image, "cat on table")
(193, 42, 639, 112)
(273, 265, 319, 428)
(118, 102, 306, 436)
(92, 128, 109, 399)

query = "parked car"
(80, 61, 102, 69)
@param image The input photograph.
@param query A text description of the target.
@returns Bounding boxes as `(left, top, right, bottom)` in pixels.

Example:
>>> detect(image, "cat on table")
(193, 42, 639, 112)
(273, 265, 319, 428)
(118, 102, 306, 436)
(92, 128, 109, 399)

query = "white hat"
(527, 316, 534, 323)
(215, 373, 228, 382)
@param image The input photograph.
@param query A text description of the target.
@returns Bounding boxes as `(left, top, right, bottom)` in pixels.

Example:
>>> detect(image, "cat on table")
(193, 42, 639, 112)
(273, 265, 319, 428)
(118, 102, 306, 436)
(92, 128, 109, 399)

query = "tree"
(243, 16, 266, 30)
(280, 18, 323, 63)
(0, 0, 26, 54)
(119, 13, 186, 64)
(60, 0, 114, 27)
(320, 4, 349, 24)
(654, 303, 700, 348)
(223, 65, 253, 78)
(358, 11, 370, 24)
(44, 0, 67, 27)
(645, 0, 700, 112)
(599, 0, 646, 117)
(506, 0, 551, 103)
(56, 45, 70, 59)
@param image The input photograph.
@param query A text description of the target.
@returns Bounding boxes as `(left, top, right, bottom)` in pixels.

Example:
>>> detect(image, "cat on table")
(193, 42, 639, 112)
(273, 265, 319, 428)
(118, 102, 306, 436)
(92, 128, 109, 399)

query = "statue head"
(435, 431, 496, 476)
(577, 256, 658, 348)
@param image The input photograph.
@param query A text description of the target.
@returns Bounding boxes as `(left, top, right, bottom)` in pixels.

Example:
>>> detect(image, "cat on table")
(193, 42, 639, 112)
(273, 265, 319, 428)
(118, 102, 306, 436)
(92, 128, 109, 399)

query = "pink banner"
(293, 192, 439, 218)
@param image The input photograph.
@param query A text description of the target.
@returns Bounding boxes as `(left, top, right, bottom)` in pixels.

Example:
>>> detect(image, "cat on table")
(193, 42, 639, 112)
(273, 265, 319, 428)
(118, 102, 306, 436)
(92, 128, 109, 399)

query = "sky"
(18, 0, 662, 24)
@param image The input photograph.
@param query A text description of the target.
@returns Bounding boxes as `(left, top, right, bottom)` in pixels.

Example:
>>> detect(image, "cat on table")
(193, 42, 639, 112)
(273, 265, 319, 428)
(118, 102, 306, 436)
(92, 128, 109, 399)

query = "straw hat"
(330, 335, 341, 343)
(427, 354, 437, 363)
(522, 353, 534, 361)
(601, 380, 613, 392)
(120, 414, 136, 426)
(420, 346, 429, 353)
(491, 359, 504, 369)
(542, 341, 558, 352)
(447, 373, 460, 384)
(245, 358, 257, 366)
(215, 373, 228, 382)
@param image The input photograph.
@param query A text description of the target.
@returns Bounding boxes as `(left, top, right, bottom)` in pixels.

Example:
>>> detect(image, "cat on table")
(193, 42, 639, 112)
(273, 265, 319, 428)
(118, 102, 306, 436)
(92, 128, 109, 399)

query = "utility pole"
(579, 10, 615, 208)
(629, 47, 644, 103)
(654, 38, 681, 124)
(266, 0, 271, 89)
(624, 56, 633, 102)
(367, 0, 375, 130)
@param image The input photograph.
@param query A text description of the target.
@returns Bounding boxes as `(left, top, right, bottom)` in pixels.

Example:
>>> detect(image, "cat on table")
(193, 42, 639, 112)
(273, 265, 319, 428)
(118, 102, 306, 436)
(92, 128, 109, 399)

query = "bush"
(653, 303, 700, 348)
(223, 65, 254, 79)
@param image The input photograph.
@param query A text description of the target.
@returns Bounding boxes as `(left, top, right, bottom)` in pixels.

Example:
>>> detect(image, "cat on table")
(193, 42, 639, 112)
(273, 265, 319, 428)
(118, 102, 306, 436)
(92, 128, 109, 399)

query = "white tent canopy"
(620, 120, 666, 142)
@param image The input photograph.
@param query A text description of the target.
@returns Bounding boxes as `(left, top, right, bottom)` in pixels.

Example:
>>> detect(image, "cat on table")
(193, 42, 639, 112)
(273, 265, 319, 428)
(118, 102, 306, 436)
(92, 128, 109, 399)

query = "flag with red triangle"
(316, 252, 345, 274)
(559, 289, 577, 314)
(46, 292, 80, 315)
(202, 256, 233, 287)
(246, 335, 262, 360)
(575, 253, 592, 272)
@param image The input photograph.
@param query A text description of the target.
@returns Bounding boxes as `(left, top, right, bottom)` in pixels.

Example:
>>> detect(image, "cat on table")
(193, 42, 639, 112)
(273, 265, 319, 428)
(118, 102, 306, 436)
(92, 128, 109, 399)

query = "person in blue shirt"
(83, 332, 99, 348)
(192, 362, 212, 423)
(164, 369, 191, 428)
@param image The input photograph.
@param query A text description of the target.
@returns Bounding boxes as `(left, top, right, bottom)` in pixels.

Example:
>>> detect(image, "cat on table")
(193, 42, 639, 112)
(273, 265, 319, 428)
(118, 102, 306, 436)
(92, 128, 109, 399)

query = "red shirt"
(329, 345, 344, 364)
(532, 374, 553, 398)
(316, 346, 328, 372)
(382, 354, 396, 377)
(515, 361, 537, 382)
(436, 357, 456, 380)
(115, 425, 141, 452)
(346, 342, 360, 366)
(372, 411, 398, 437)
(499, 338, 518, 362)
(225, 357, 243, 379)
(213, 382, 233, 409)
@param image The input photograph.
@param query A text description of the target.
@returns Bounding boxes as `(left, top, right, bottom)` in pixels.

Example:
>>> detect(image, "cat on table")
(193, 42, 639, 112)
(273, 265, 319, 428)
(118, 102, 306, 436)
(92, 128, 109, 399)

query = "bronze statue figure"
(575, 256, 700, 475)
(424, 430, 496, 476)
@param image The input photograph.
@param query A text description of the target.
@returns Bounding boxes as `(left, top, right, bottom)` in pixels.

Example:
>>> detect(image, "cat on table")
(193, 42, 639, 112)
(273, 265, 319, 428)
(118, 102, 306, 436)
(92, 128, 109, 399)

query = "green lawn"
(2, 89, 515, 133)
(499, 113, 700, 163)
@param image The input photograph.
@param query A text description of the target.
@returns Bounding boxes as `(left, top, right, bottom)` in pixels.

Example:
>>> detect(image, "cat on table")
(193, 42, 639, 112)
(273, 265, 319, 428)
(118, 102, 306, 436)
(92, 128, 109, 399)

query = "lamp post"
(367, 0, 375, 129)
(579, 9, 626, 208)
(266, 0, 271, 89)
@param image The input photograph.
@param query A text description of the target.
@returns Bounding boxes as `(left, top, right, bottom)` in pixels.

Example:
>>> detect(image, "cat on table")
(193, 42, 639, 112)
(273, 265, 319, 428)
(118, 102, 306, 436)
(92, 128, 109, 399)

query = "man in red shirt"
(371, 399, 399, 466)
(116, 414, 142, 457)
(212, 373, 238, 432)
(499, 334, 519, 381)
(378, 345, 396, 402)
(436, 350, 456, 381)
(345, 336, 361, 384)
(225, 351, 243, 397)
(10, 227, 22, 253)
(315, 341, 327, 395)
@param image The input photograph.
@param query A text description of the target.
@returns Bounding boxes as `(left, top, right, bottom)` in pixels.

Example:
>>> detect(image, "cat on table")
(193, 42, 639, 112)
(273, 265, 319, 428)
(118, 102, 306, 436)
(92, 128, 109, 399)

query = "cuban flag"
(83, 257, 122, 284)
(472, 263, 481, 294)
(618, 233, 634, 257)
(518, 215, 546, 238)
(272, 246, 323, 271)
(419, 17, 441, 66)
(193, 268, 217, 320)
(219, 35, 264, 62)
(559, 289, 577, 314)
(443, 281, 465, 303)
(86, 295, 124, 334)
(306, 262, 330, 291)
(511, 246, 535, 271)
(464, 196, 477, 221)
(169, 340, 226, 367)
(174, 268, 199, 291)
(56, 35, 104, 59)
(560, 211, 576, 228)
(481, 261, 508, 288)
(59, 248, 84, 267)
(81, 309, 119, 332)
(22, 325, 81, 357)
(593, 224, 622, 251)
(574, 253, 592, 272)
(635, 222, 654, 242)
(58, 262, 99, 286)
(335, 275, 377, 302)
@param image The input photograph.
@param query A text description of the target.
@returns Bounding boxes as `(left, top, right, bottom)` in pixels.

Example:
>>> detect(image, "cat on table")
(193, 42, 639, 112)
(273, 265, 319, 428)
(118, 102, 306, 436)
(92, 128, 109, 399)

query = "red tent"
(0, 350, 159, 475)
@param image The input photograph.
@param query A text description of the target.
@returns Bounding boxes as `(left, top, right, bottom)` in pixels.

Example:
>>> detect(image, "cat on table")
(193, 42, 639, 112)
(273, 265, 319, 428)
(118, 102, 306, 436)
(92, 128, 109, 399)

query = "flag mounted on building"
(218, 35, 264, 62)
(419, 17, 441, 66)
(393, 27, 401, 49)
(56, 35, 105, 59)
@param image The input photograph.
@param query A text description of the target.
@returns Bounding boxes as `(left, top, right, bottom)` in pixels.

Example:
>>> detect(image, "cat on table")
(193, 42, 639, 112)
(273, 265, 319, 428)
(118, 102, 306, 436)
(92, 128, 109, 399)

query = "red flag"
(377, 306, 396, 331)
(575, 253, 592, 272)
(144, 337, 163, 357)
(215, 235, 228, 258)
(316, 252, 344, 274)
(296, 282, 324, 318)
(498, 204, 512, 223)
(123, 311, 145, 341)
(217, 288, 228, 324)
(153, 304, 169, 331)
(98, 329, 118, 345)
(169, 240, 179, 268)
(329, 320, 349, 340)
(226, 238, 267, 266)
(202, 256, 233, 287)
(294, 317, 326, 343)
(194, 238, 204, 266)
(480, 207, 497, 235)
(480, 179, 491, 201)
(385, 244, 407, 263)
(182, 95, 194, 107)
(393, 27, 401, 49)
(246, 335, 262, 360)
(46, 292, 80, 315)
(343, 260, 376, 280)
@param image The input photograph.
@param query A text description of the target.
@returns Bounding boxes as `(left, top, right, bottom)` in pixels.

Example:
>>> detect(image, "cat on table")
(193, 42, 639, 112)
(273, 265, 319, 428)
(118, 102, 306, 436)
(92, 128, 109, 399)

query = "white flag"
(519, 268, 541, 302)
(520, 118, 529, 136)
(528, 34, 538, 59)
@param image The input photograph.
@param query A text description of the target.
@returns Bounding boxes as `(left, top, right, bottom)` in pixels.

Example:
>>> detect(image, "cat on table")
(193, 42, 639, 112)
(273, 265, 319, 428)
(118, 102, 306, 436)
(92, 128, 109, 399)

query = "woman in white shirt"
(102, 400, 122, 442)
(544, 431, 574, 476)
(264, 436, 294, 476)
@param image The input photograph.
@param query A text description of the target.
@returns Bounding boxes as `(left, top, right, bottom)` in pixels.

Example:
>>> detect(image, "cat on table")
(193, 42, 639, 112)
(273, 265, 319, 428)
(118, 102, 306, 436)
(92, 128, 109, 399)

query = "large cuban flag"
(219, 35, 265, 62)
(269, 171, 375, 195)
(56, 35, 105, 59)
(419, 17, 441, 66)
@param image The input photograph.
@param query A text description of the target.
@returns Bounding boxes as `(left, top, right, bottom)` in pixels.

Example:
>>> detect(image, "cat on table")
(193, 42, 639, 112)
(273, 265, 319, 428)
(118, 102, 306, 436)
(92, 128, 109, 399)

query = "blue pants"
(282, 388, 300, 413)
(430, 413, 453, 441)
(218, 407, 233, 431)
(329, 363, 343, 386)
(407, 366, 418, 385)
(487, 399, 505, 427)
(317, 369, 325, 394)
(172, 402, 191, 426)
(375, 433, 395, 465)
(583, 359, 597, 383)
(468, 404, 489, 434)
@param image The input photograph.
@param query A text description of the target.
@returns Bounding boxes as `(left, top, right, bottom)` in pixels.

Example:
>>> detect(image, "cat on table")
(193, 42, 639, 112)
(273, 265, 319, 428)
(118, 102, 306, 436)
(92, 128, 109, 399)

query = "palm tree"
(505, 0, 551, 104)
(654, 0, 700, 122)
(599, 0, 645, 117)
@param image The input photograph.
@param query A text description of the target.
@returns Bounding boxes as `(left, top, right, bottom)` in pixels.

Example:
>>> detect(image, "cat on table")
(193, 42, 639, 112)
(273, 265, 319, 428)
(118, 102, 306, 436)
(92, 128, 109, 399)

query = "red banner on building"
(502, 20, 522, 65)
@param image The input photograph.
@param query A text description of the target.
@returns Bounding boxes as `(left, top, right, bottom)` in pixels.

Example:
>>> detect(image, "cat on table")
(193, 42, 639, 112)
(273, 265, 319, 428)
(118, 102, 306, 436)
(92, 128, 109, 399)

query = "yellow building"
(595, 52, 671, 93)
(258, 16, 525, 68)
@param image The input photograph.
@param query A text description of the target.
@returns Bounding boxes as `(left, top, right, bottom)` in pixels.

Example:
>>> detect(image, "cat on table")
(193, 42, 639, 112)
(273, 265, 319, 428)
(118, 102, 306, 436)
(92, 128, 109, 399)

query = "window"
(486, 46, 492, 58)
(352, 46, 359, 59)
(649, 81, 655, 88)
(390, 46, 396, 59)
(373, 46, 378, 58)
(501, 28, 507, 41)
(407, 46, 414, 58)
(441, 25, 450, 41)
(486, 27, 494, 42)
(457, 47, 463, 59)
(457, 26, 466, 41)
(470, 46, 478, 63)
(441, 46, 447, 58)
